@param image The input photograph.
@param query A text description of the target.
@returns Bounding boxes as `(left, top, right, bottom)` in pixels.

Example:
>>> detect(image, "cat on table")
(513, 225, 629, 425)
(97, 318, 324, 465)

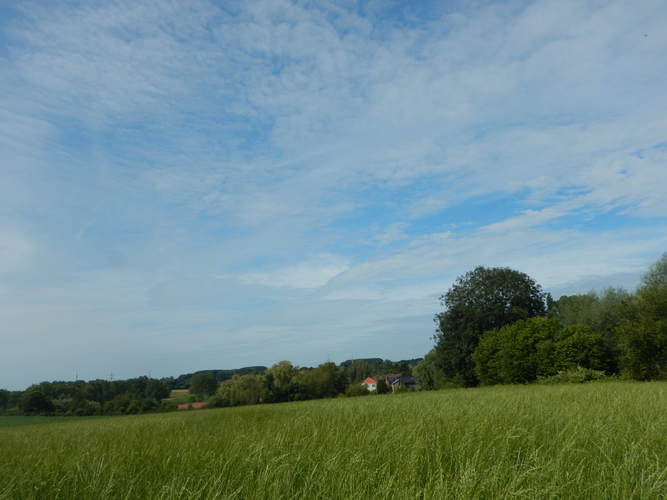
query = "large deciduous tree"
(189, 372, 218, 397)
(434, 266, 546, 386)
(617, 253, 667, 380)
(413, 348, 448, 390)
(19, 390, 55, 416)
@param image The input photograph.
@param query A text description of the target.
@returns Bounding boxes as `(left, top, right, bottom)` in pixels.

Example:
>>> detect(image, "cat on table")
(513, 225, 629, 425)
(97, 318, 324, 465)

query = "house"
(382, 375, 417, 393)
(395, 376, 417, 390)
(362, 377, 377, 392)
(382, 374, 402, 387)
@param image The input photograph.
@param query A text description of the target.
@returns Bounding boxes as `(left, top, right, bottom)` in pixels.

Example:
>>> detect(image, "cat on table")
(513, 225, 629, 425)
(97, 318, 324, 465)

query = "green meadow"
(2, 382, 667, 500)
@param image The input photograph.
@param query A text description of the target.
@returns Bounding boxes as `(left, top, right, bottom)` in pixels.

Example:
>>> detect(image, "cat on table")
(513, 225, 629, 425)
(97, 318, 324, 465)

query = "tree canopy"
(616, 252, 667, 380)
(189, 372, 218, 396)
(472, 317, 607, 385)
(434, 266, 546, 386)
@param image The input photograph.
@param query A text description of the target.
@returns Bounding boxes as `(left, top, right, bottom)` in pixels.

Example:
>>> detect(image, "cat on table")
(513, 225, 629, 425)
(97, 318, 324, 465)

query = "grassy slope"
(0, 416, 103, 428)
(2, 382, 667, 499)
(163, 389, 198, 405)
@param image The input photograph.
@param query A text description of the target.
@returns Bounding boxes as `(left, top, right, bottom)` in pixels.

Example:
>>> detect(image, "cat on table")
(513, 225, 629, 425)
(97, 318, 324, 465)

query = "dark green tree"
(553, 287, 630, 373)
(413, 349, 447, 390)
(189, 372, 218, 397)
(268, 361, 296, 389)
(376, 377, 389, 394)
(434, 266, 546, 386)
(19, 390, 55, 416)
(144, 378, 171, 400)
(0, 389, 9, 410)
(617, 253, 667, 380)
(307, 362, 348, 399)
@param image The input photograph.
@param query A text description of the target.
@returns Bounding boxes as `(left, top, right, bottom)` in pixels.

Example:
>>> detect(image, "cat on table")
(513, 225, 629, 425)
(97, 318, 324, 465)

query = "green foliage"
(207, 395, 230, 408)
(641, 251, 667, 289)
(617, 253, 667, 380)
(174, 367, 268, 389)
(9, 377, 173, 417)
(552, 287, 631, 372)
(299, 362, 348, 399)
(434, 266, 546, 386)
(268, 360, 296, 389)
(339, 358, 422, 384)
(552, 292, 599, 326)
(617, 319, 667, 380)
(19, 390, 55, 416)
(217, 374, 263, 406)
(0, 390, 23, 414)
(413, 349, 448, 390)
(376, 377, 389, 394)
(342, 359, 374, 384)
(261, 373, 309, 403)
(188, 372, 218, 397)
(345, 384, 370, 397)
(554, 324, 608, 371)
(473, 318, 607, 385)
(536, 366, 612, 384)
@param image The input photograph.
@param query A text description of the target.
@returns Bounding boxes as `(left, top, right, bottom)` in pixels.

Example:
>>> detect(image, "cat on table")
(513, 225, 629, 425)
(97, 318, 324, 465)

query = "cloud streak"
(1, 0, 666, 389)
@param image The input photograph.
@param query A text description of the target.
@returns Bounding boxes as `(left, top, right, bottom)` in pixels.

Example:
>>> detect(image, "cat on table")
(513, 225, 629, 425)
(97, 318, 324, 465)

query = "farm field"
(0, 416, 102, 428)
(2, 382, 667, 499)
(162, 389, 192, 405)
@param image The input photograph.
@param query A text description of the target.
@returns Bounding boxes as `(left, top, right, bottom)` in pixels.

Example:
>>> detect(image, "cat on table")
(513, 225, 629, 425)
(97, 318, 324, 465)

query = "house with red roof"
(362, 377, 377, 392)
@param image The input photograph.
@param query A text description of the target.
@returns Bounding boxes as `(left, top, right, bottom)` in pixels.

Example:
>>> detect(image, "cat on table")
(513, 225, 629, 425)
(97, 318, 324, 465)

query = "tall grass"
(2, 382, 667, 499)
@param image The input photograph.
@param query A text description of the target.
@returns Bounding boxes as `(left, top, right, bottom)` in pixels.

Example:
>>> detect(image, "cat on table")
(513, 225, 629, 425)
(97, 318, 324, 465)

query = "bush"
(345, 384, 369, 397)
(536, 366, 612, 384)
(473, 317, 607, 385)
(208, 395, 230, 408)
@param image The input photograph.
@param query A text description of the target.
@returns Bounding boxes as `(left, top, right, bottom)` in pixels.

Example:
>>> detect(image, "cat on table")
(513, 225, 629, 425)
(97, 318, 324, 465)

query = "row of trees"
(194, 359, 417, 408)
(0, 376, 174, 416)
(415, 252, 667, 388)
(1, 358, 419, 416)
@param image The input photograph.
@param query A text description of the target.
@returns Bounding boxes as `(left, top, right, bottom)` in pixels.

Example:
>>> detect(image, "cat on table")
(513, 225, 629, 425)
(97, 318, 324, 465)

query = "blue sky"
(1, 0, 666, 390)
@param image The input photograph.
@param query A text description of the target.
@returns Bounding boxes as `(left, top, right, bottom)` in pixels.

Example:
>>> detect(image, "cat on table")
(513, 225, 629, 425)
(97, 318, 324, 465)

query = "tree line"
(183, 358, 418, 408)
(0, 377, 174, 417)
(0, 358, 419, 416)
(414, 252, 667, 388)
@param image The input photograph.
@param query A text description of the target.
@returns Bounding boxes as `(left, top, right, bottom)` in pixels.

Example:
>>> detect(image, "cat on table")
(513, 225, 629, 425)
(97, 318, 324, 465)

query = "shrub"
(345, 384, 369, 397)
(536, 366, 611, 384)
(208, 395, 230, 408)
(473, 318, 607, 385)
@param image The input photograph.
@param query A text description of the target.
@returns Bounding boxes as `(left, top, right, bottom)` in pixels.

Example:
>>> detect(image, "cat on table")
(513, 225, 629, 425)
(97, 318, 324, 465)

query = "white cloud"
(0, 228, 33, 273)
(241, 253, 349, 288)
(1, 0, 667, 388)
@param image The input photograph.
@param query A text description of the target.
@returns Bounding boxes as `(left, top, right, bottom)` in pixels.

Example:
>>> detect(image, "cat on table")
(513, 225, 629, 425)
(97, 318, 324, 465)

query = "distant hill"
(339, 358, 423, 368)
(172, 366, 268, 388)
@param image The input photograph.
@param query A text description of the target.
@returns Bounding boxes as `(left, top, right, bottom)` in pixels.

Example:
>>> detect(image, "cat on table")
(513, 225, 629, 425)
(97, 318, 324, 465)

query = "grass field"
(162, 389, 192, 405)
(2, 381, 667, 499)
(0, 416, 102, 428)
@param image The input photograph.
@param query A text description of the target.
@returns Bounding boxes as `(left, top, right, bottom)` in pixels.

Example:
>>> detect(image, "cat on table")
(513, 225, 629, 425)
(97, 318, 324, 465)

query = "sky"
(1, 0, 666, 390)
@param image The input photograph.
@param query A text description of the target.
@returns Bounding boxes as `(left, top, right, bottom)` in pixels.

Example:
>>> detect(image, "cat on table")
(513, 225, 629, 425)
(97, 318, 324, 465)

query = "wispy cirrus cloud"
(1, 0, 666, 389)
